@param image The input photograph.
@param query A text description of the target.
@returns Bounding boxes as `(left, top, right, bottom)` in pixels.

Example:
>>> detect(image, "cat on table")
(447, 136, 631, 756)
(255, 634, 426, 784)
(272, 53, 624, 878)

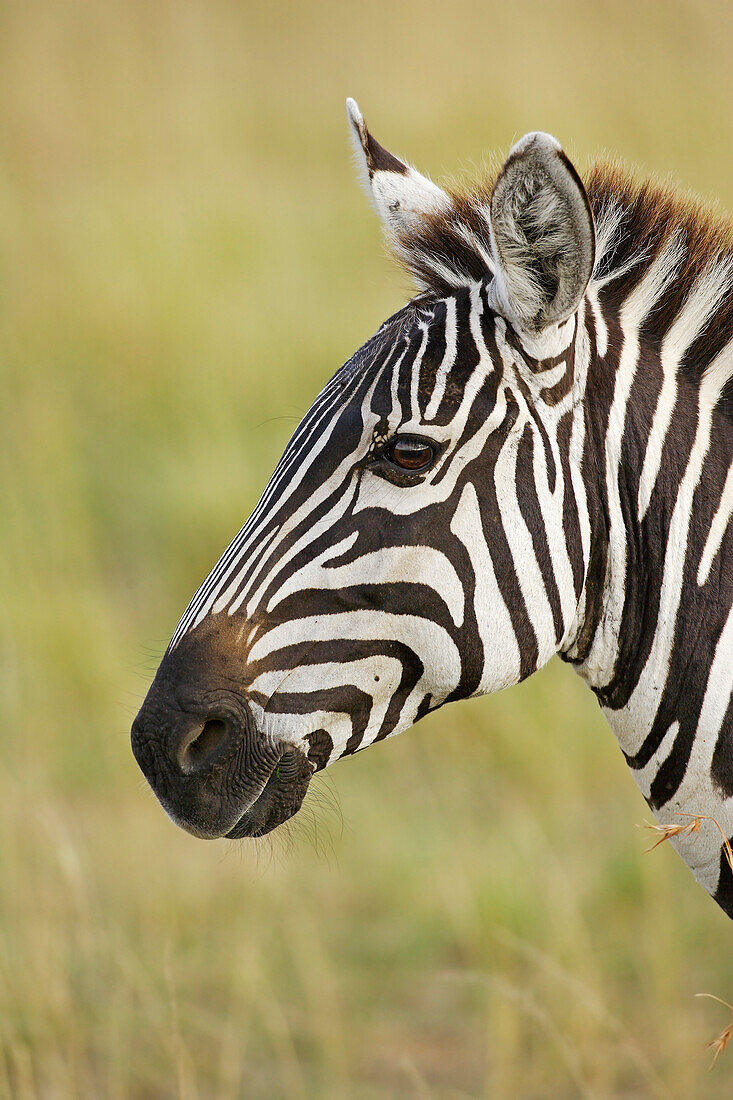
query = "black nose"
(131, 695, 268, 838)
(131, 707, 244, 783)
(174, 716, 234, 774)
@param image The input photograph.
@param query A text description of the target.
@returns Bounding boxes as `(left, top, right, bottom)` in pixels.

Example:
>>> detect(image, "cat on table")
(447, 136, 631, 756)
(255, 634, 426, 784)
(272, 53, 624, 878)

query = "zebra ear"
(346, 98, 451, 238)
(488, 132, 595, 334)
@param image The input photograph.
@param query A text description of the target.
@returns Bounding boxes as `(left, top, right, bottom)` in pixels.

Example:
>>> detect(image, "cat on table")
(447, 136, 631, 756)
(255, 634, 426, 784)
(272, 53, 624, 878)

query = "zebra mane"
(585, 164, 733, 388)
(397, 162, 733, 418)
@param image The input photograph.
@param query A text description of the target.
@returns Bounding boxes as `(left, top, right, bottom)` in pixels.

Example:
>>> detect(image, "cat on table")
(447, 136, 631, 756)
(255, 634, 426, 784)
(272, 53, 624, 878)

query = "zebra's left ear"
(346, 98, 451, 238)
(488, 133, 595, 334)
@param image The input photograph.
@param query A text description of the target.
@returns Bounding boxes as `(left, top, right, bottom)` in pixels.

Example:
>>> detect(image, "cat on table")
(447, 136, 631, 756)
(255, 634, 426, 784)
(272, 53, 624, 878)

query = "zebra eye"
(386, 437, 436, 472)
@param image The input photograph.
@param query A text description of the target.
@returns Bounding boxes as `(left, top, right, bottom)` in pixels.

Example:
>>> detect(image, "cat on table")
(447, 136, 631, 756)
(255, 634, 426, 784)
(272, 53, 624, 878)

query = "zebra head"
(132, 101, 597, 840)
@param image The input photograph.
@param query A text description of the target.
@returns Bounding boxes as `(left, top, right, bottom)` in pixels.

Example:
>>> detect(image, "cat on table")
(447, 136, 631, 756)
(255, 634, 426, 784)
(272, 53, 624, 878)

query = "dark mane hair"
(585, 163, 733, 403)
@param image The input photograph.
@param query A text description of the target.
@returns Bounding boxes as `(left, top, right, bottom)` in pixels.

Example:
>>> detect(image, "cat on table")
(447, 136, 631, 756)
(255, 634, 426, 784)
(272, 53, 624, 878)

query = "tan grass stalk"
(695, 994, 733, 1068)
(638, 812, 733, 872)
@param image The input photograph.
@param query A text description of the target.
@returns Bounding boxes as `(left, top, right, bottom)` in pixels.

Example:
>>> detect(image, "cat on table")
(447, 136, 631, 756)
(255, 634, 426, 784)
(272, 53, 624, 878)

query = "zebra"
(132, 100, 733, 918)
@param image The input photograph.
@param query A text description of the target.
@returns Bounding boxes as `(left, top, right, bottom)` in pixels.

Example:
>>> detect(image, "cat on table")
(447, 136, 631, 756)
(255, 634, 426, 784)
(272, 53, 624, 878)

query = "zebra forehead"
(336, 290, 499, 410)
(339, 300, 420, 380)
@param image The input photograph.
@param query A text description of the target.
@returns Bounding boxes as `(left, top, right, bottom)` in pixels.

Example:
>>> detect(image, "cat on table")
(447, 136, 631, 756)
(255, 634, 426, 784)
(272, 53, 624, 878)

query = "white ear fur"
(346, 98, 451, 237)
(488, 132, 595, 334)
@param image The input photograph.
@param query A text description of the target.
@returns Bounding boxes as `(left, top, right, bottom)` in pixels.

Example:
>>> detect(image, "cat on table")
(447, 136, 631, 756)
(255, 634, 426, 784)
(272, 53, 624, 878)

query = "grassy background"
(2, 1, 733, 1096)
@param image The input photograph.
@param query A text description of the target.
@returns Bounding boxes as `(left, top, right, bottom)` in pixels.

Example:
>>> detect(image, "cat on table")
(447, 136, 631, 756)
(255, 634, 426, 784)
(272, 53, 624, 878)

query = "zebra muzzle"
(131, 613, 315, 839)
(131, 688, 312, 840)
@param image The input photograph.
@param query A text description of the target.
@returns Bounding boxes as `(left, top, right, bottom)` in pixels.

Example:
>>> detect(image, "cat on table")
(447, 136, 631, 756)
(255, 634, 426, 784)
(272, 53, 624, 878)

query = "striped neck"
(566, 276, 733, 909)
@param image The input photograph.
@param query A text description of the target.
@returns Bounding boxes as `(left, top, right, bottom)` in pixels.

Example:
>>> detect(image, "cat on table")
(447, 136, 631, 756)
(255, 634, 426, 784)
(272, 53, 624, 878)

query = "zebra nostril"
(176, 717, 231, 774)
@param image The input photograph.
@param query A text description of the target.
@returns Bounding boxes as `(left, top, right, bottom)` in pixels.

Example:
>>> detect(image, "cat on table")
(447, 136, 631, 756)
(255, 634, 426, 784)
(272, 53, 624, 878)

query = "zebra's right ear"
(346, 98, 451, 241)
(488, 132, 595, 334)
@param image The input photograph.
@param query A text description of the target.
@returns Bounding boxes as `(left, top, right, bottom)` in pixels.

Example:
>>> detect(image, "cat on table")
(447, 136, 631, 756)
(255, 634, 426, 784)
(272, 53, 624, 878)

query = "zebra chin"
(222, 747, 313, 838)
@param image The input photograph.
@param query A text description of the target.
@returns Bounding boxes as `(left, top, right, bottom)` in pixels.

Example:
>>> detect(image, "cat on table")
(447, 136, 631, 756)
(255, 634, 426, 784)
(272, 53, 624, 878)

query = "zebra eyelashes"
(367, 434, 441, 483)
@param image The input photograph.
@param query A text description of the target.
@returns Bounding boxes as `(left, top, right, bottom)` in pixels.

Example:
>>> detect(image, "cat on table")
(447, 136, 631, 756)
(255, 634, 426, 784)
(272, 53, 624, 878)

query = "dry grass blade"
(695, 994, 733, 1068)
(707, 1025, 733, 1068)
(638, 812, 733, 866)
(638, 815, 703, 852)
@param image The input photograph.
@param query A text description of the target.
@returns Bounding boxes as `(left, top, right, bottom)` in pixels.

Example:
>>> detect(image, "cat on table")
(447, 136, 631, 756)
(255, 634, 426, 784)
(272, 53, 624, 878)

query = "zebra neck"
(564, 304, 733, 904)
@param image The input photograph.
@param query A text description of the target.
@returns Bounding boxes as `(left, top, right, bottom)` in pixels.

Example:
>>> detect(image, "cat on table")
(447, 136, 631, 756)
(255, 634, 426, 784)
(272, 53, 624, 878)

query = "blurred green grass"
(2, 0, 733, 1096)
